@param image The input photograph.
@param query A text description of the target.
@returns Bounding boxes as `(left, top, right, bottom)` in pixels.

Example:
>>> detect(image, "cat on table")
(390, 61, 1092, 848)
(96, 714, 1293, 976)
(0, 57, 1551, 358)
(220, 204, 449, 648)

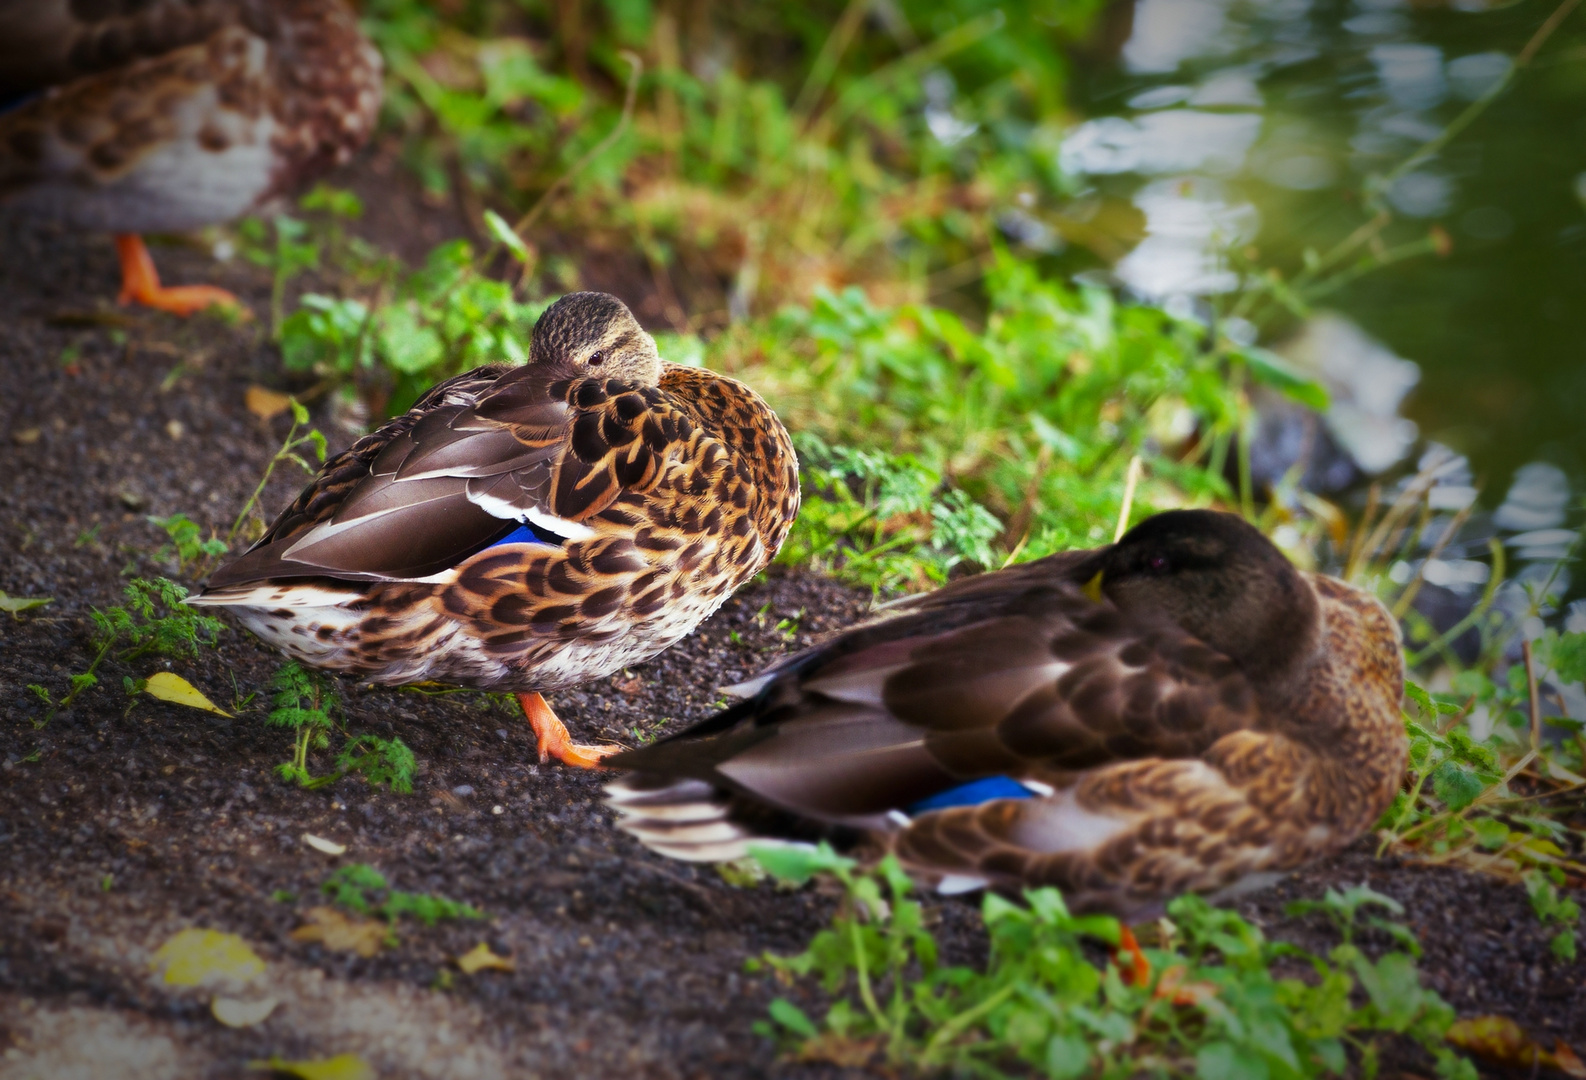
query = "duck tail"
(605, 774, 809, 863)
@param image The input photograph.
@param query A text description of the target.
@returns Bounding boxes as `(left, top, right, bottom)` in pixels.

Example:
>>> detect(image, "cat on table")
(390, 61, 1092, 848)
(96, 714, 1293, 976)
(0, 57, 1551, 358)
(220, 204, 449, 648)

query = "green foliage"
(227, 397, 328, 548)
(322, 863, 482, 926)
(280, 238, 549, 412)
(747, 846, 1472, 1078)
(738, 266, 1256, 583)
(1524, 869, 1581, 962)
(361, 0, 1110, 313)
(268, 662, 338, 787)
(336, 735, 418, 794)
(264, 662, 422, 793)
(148, 513, 228, 573)
(27, 578, 223, 725)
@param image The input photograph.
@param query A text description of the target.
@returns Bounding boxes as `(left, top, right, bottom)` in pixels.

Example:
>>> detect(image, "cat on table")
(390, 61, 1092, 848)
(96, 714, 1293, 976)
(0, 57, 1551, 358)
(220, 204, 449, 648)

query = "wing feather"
(612, 579, 1262, 822)
(202, 364, 736, 591)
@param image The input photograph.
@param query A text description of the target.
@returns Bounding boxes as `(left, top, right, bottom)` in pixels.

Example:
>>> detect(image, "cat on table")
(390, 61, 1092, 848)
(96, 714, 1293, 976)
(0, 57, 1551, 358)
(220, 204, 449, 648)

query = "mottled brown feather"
(0, 0, 380, 233)
(607, 512, 1407, 920)
(197, 344, 800, 697)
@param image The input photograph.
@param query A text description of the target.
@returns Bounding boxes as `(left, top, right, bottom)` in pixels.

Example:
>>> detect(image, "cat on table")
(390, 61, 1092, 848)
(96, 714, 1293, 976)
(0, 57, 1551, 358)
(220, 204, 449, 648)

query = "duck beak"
(1082, 570, 1105, 603)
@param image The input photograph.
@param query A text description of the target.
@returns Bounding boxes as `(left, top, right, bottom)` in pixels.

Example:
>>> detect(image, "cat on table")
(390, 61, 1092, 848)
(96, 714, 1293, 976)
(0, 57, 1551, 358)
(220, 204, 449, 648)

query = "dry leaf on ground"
(246, 385, 295, 421)
(151, 928, 265, 988)
(290, 907, 386, 958)
(213, 996, 279, 1028)
(1446, 1015, 1586, 1077)
(142, 672, 233, 717)
(250, 1053, 374, 1080)
(455, 942, 515, 974)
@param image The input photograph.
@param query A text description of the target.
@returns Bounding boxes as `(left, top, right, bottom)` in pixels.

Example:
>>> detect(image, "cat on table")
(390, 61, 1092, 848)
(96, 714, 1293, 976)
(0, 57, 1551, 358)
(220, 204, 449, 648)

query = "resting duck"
(607, 510, 1407, 923)
(0, 0, 381, 316)
(192, 292, 801, 766)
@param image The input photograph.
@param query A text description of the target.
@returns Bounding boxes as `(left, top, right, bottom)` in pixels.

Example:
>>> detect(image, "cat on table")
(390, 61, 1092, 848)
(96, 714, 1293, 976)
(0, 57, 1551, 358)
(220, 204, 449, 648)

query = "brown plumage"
(192, 292, 800, 767)
(0, 0, 381, 315)
(606, 509, 1408, 921)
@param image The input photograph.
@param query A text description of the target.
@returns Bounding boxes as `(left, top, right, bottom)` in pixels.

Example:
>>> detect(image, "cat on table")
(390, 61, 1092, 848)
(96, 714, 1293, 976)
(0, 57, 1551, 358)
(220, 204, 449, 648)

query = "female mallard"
(0, 0, 381, 316)
(192, 292, 801, 767)
(606, 510, 1407, 921)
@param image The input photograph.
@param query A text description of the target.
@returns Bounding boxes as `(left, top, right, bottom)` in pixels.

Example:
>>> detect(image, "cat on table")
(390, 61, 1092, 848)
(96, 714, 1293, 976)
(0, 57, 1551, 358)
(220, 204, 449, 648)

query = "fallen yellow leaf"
(212, 996, 279, 1028)
(0, 590, 51, 619)
(246, 385, 295, 421)
(290, 907, 386, 958)
(152, 929, 265, 988)
(1447, 1015, 1586, 1078)
(143, 672, 233, 717)
(455, 942, 515, 975)
(250, 1053, 374, 1080)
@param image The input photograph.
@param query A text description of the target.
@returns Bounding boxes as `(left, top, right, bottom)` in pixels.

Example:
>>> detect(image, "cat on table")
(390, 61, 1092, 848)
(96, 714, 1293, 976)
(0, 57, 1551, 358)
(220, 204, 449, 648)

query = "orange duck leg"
(115, 234, 248, 318)
(518, 692, 625, 769)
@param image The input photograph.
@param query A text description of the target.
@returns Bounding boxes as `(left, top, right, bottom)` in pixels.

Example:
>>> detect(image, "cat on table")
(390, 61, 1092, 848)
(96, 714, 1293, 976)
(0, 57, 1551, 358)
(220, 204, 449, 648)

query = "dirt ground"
(0, 157, 1581, 1079)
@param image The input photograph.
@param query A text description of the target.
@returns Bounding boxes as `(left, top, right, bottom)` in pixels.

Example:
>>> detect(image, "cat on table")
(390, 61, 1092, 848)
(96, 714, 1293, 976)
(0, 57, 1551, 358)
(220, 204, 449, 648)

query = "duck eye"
(588, 350, 605, 365)
(1148, 554, 1170, 573)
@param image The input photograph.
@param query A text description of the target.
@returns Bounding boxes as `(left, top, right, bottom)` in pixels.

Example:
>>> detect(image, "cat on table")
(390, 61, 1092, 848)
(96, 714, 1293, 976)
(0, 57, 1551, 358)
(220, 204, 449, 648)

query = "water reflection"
(1062, 0, 1584, 637)
(1063, 0, 1586, 492)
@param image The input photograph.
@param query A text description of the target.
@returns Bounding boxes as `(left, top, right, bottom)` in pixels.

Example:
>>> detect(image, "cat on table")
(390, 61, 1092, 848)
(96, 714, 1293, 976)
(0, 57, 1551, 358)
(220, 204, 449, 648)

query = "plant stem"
(1369, 0, 1581, 210)
(919, 982, 1017, 1067)
(1523, 639, 1543, 751)
(1405, 539, 1506, 667)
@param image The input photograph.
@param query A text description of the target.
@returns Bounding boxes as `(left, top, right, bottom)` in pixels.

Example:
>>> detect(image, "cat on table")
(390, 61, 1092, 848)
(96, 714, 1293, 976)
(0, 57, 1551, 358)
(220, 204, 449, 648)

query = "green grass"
(321, 863, 483, 926)
(747, 845, 1474, 1079)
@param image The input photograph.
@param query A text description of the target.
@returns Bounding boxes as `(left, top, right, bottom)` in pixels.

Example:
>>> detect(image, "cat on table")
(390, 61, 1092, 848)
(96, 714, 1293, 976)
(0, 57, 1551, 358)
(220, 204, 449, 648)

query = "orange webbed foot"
(518, 692, 625, 769)
(1115, 925, 1152, 987)
(114, 234, 250, 318)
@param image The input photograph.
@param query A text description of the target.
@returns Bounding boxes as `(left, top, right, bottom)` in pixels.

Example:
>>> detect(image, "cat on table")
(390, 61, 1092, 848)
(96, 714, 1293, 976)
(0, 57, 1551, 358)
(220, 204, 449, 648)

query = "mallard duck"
(607, 509, 1408, 924)
(0, 0, 381, 316)
(191, 292, 801, 766)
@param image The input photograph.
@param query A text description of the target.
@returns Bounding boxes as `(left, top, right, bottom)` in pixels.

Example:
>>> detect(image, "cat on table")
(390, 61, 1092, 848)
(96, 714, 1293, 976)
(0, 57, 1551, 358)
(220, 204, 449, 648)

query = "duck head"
(1093, 509, 1321, 682)
(530, 292, 662, 385)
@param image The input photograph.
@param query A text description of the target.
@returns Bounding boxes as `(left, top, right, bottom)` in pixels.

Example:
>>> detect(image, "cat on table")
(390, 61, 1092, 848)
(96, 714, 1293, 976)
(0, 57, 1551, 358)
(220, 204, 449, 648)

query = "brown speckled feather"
(606, 511, 1407, 921)
(0, 0, 380, 233)
(195, 345, 800, 695)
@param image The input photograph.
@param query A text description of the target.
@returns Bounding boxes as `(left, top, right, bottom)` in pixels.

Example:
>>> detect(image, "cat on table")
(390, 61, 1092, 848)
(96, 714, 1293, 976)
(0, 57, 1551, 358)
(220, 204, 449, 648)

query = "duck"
(606, 509, 1408, 928)
(0, 0, 382, 316)
(191, 292, 801, 767)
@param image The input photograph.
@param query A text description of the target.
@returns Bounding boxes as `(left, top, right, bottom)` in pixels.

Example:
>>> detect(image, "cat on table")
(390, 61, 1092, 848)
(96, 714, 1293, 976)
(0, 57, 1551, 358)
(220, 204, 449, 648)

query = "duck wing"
(608, 569, 1260, 826)
(200, 365, 695, 592)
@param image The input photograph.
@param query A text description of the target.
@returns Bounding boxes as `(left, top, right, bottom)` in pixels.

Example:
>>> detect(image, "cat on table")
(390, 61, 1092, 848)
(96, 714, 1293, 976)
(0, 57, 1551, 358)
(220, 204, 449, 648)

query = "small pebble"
(452, 784, 474, 797)
(492, 805, 504, 815)
(165, 419, 184, 440)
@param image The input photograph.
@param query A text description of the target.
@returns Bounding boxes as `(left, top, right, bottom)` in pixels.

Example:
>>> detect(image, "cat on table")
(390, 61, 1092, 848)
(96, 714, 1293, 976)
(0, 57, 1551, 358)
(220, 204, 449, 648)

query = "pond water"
(1062, 0, 1586, 494)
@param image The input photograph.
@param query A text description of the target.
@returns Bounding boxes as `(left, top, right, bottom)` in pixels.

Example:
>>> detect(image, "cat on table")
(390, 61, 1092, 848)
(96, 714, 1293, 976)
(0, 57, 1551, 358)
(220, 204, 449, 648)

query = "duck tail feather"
(605, 775, 770, 863)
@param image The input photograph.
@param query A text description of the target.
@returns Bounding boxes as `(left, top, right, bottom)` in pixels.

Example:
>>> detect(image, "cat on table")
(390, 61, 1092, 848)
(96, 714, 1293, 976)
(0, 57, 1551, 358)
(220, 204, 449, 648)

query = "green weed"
(336, 734, 418, 794)
(147, 512, 228, 575)
(748, 845, 1473, 1079)
(265, 661, 419, 793)
(321, 863, 482, 926)
(226, 397, 328, 548)
(267, 662, 339, 787)
(27, 578, 223, 724)
(1524, 869, 1581, 962)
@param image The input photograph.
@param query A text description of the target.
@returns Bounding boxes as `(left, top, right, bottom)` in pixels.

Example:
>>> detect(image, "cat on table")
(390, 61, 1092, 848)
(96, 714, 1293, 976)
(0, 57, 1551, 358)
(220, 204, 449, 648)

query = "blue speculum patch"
(488, 520, 566, 549)
(907, 776, 1037, 814)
